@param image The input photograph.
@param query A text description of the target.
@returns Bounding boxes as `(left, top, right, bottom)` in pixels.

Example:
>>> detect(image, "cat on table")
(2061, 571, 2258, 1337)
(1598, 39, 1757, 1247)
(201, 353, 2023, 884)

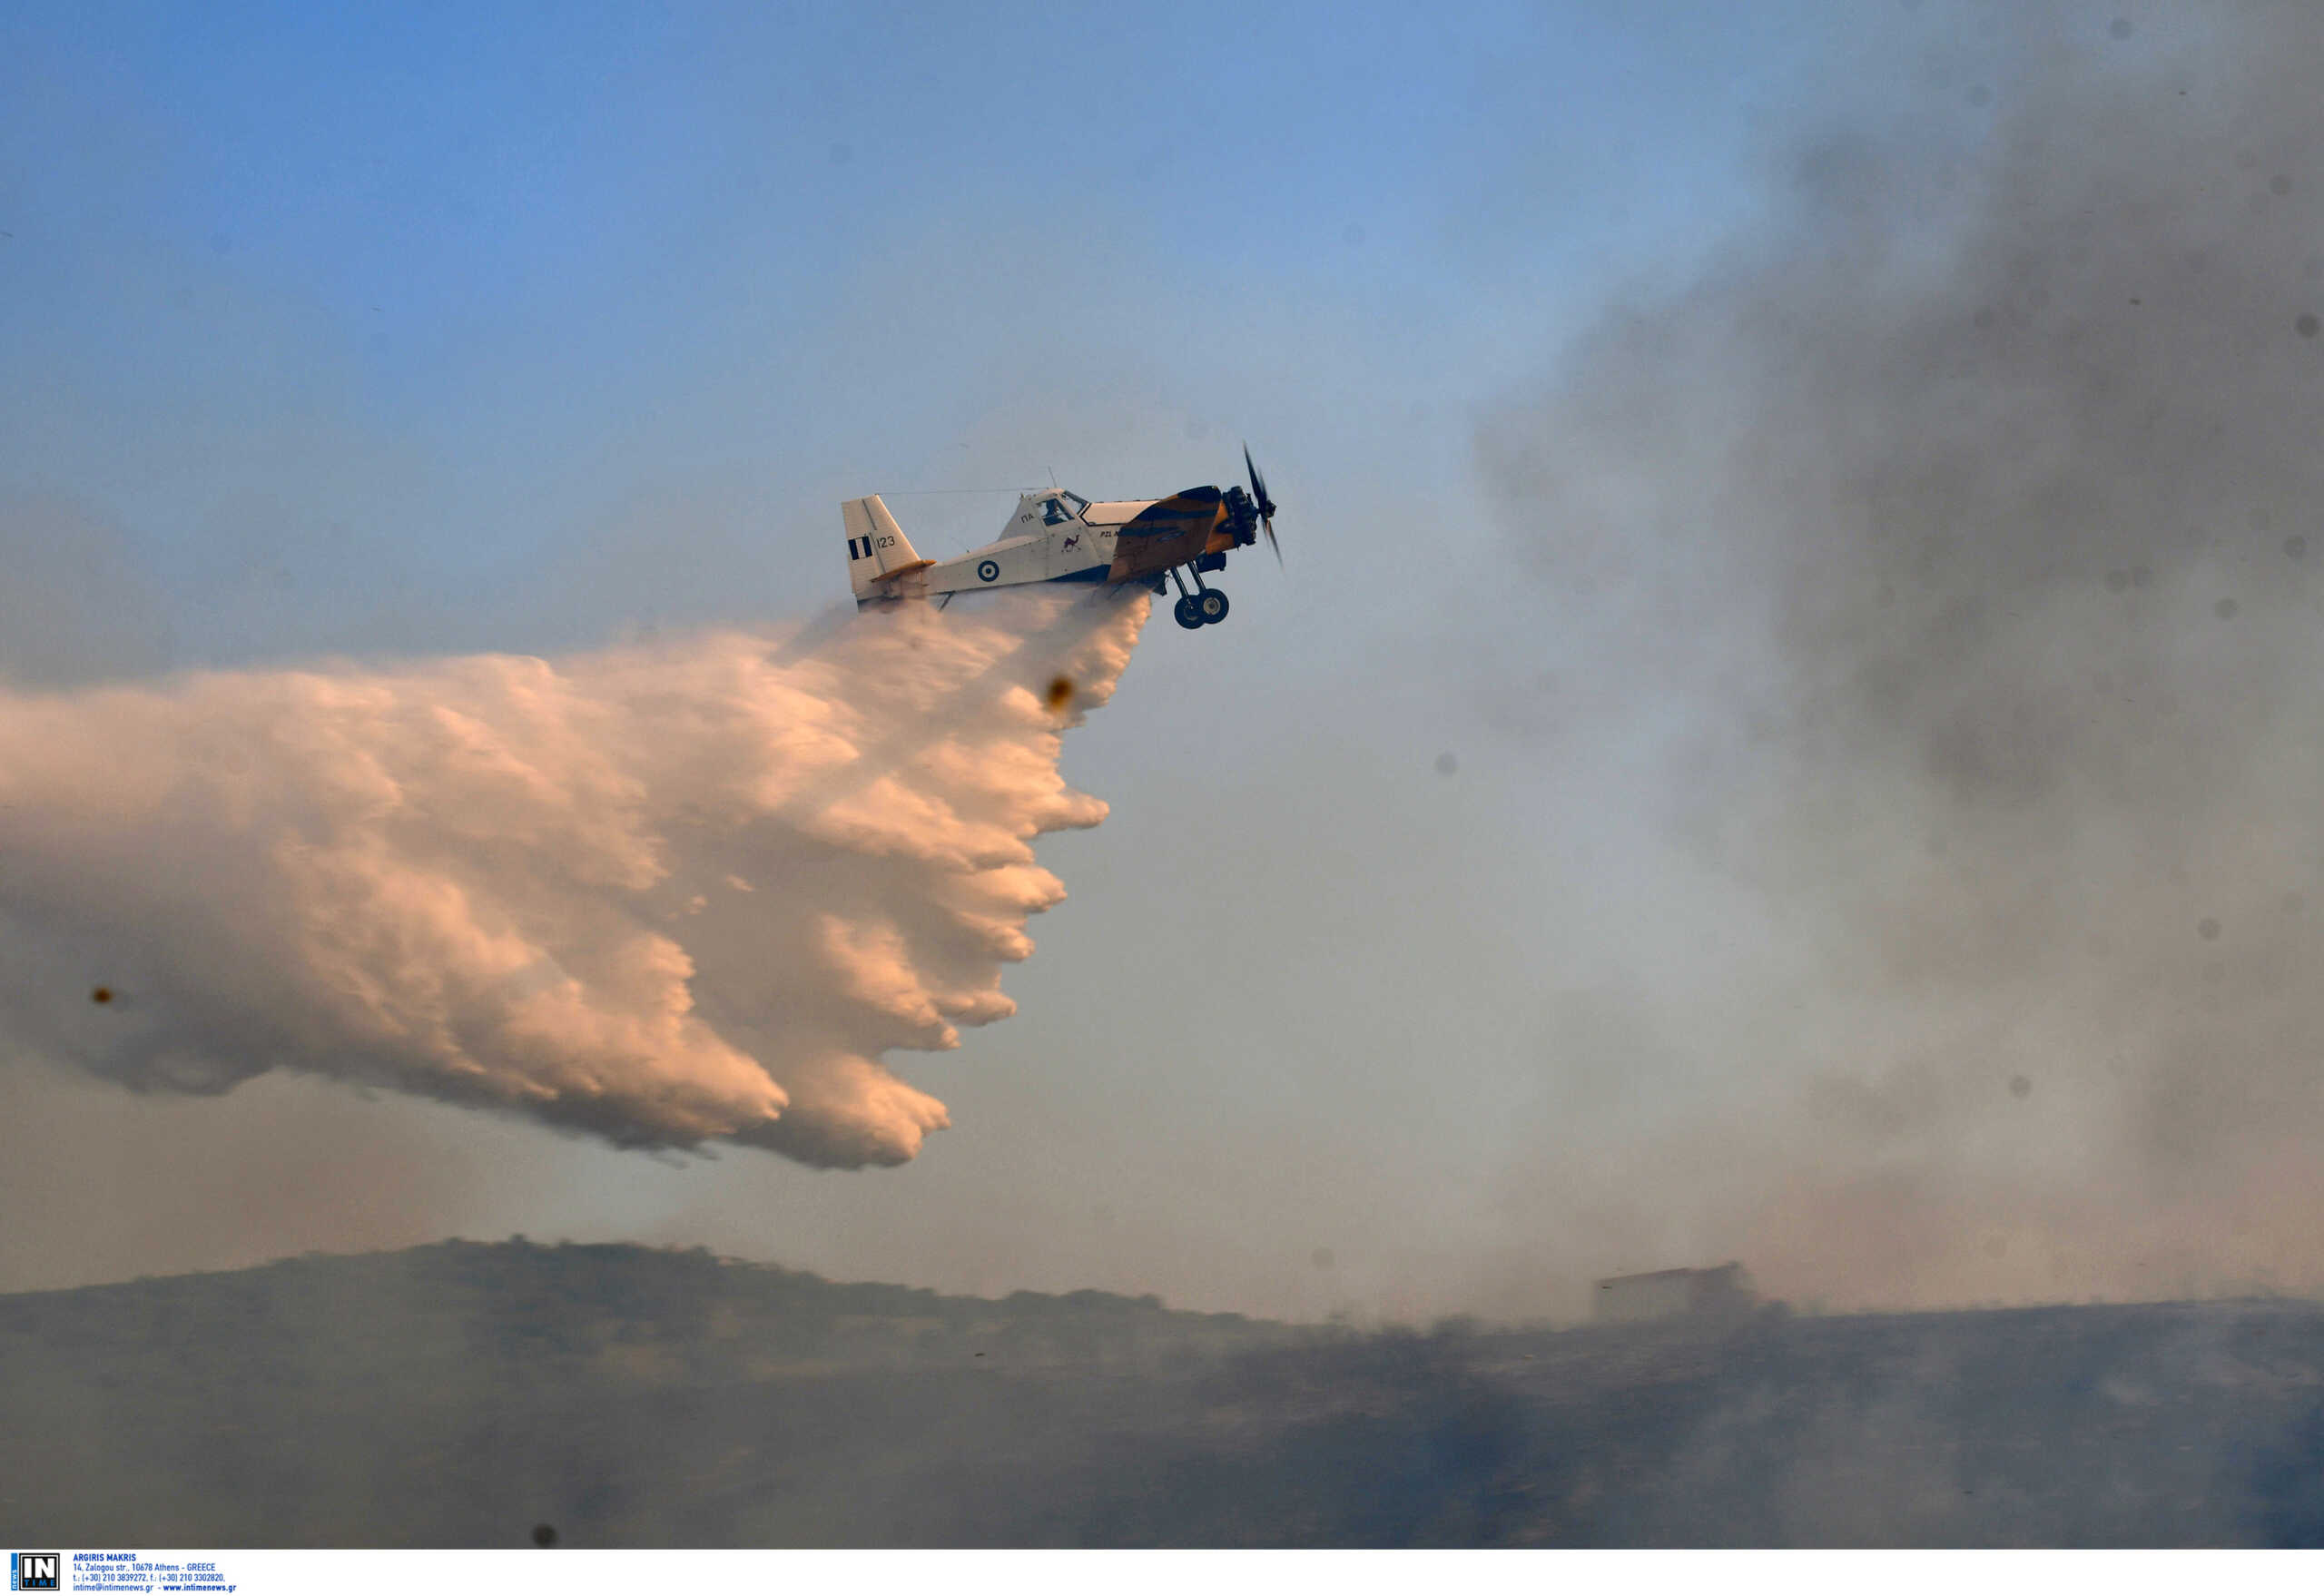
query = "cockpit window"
(1060, 491, 1088, 516)
(1041, 497, 1075, 525)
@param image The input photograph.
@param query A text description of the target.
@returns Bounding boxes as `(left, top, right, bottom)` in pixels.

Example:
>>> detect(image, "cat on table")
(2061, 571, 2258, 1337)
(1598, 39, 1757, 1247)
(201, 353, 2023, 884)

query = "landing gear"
(1167, 566, 1230, 628)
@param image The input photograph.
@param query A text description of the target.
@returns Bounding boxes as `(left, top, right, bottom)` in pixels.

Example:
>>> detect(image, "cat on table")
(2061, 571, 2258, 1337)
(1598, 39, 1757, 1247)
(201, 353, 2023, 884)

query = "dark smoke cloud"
(1478, 6, 2324, 1307)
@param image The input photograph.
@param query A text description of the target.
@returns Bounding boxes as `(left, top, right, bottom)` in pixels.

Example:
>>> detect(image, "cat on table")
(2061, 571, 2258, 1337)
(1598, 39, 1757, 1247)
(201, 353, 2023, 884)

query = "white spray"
(0, 586, 1150, 1167)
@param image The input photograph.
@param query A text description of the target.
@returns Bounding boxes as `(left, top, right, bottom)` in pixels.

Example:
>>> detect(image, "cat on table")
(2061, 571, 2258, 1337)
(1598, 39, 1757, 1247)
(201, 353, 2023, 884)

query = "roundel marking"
(977, 559, 1000, 583)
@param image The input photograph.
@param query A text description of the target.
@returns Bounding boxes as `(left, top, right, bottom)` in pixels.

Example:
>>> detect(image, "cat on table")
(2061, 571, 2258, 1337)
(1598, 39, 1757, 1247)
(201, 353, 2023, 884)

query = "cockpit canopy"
(1008, 490, 1093, 535)
(1037, 491, 1088, 525)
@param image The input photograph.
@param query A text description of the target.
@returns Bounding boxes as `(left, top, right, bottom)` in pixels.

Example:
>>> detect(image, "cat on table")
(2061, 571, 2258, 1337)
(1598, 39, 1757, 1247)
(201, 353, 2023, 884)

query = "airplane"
(843, 448, 1280, 630)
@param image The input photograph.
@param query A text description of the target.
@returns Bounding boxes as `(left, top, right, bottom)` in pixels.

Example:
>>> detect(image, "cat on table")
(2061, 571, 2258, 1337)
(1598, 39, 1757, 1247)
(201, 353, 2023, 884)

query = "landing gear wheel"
(1173, 594, 1204, 629)
(1197, 588, 1229, 625)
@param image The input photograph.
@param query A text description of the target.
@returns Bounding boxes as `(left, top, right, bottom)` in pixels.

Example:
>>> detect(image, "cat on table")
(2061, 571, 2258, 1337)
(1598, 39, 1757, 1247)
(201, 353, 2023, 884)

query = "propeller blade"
(1243, 442, 1275, 518)
(1242, 441, 1280, 568)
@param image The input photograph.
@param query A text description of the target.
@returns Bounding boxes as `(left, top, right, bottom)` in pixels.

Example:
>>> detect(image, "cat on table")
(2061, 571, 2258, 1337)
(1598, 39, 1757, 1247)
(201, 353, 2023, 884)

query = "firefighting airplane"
(843, 448, 1280, 630)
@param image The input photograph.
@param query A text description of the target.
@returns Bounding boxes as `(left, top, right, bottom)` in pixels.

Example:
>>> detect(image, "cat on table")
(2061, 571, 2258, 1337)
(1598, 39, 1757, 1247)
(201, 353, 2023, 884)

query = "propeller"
(1243, 443, 1280, 566)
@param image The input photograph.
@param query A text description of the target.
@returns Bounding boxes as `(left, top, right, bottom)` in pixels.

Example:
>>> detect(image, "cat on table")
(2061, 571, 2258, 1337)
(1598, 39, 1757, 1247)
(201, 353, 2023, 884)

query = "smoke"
(0, 586, 1148, 1168)
(1478, 8, 2324, 1305)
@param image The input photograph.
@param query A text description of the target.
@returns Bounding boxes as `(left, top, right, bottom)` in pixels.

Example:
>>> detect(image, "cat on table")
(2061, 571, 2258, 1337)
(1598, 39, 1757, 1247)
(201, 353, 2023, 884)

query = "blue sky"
(2, 2, 1836, 660)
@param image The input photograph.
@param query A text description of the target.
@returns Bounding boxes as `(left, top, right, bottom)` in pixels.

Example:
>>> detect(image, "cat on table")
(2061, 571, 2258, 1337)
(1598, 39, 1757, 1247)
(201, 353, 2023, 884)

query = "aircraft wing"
(1102, 488, 1228, 583)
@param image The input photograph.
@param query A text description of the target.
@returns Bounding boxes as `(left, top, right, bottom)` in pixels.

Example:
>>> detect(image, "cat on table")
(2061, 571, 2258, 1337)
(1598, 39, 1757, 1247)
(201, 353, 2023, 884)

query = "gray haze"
(1475, 5, 2324, 1311)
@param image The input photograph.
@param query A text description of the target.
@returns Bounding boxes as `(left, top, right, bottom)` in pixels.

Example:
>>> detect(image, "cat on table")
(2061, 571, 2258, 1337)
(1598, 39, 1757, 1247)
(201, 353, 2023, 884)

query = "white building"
(1591, 1263, 1756, 1325)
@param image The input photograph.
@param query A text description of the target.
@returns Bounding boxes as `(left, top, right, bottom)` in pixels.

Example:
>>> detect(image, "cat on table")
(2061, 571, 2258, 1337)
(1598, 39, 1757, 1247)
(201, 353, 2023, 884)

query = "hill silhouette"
(4, 1241, 2323, 1546)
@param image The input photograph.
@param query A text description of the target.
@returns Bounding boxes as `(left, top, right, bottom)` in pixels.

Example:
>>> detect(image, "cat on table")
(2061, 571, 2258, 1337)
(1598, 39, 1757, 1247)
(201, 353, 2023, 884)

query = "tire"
(1197, 588, 1229, 625)
(1174, 595, 1204, 629)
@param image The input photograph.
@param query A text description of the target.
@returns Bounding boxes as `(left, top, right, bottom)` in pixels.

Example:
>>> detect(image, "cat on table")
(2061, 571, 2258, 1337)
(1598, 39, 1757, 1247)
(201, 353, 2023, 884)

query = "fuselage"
(919, 491, 1119, 595)
(914, 488, 1247, 598)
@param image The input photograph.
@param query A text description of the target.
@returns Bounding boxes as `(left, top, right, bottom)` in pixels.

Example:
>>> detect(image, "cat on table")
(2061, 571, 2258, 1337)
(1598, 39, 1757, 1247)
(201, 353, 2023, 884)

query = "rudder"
(843, 495, 923, 601)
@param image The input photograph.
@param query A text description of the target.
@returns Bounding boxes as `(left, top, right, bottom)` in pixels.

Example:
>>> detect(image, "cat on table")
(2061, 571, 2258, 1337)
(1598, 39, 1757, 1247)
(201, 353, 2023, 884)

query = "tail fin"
(842, 495, 924, 601)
